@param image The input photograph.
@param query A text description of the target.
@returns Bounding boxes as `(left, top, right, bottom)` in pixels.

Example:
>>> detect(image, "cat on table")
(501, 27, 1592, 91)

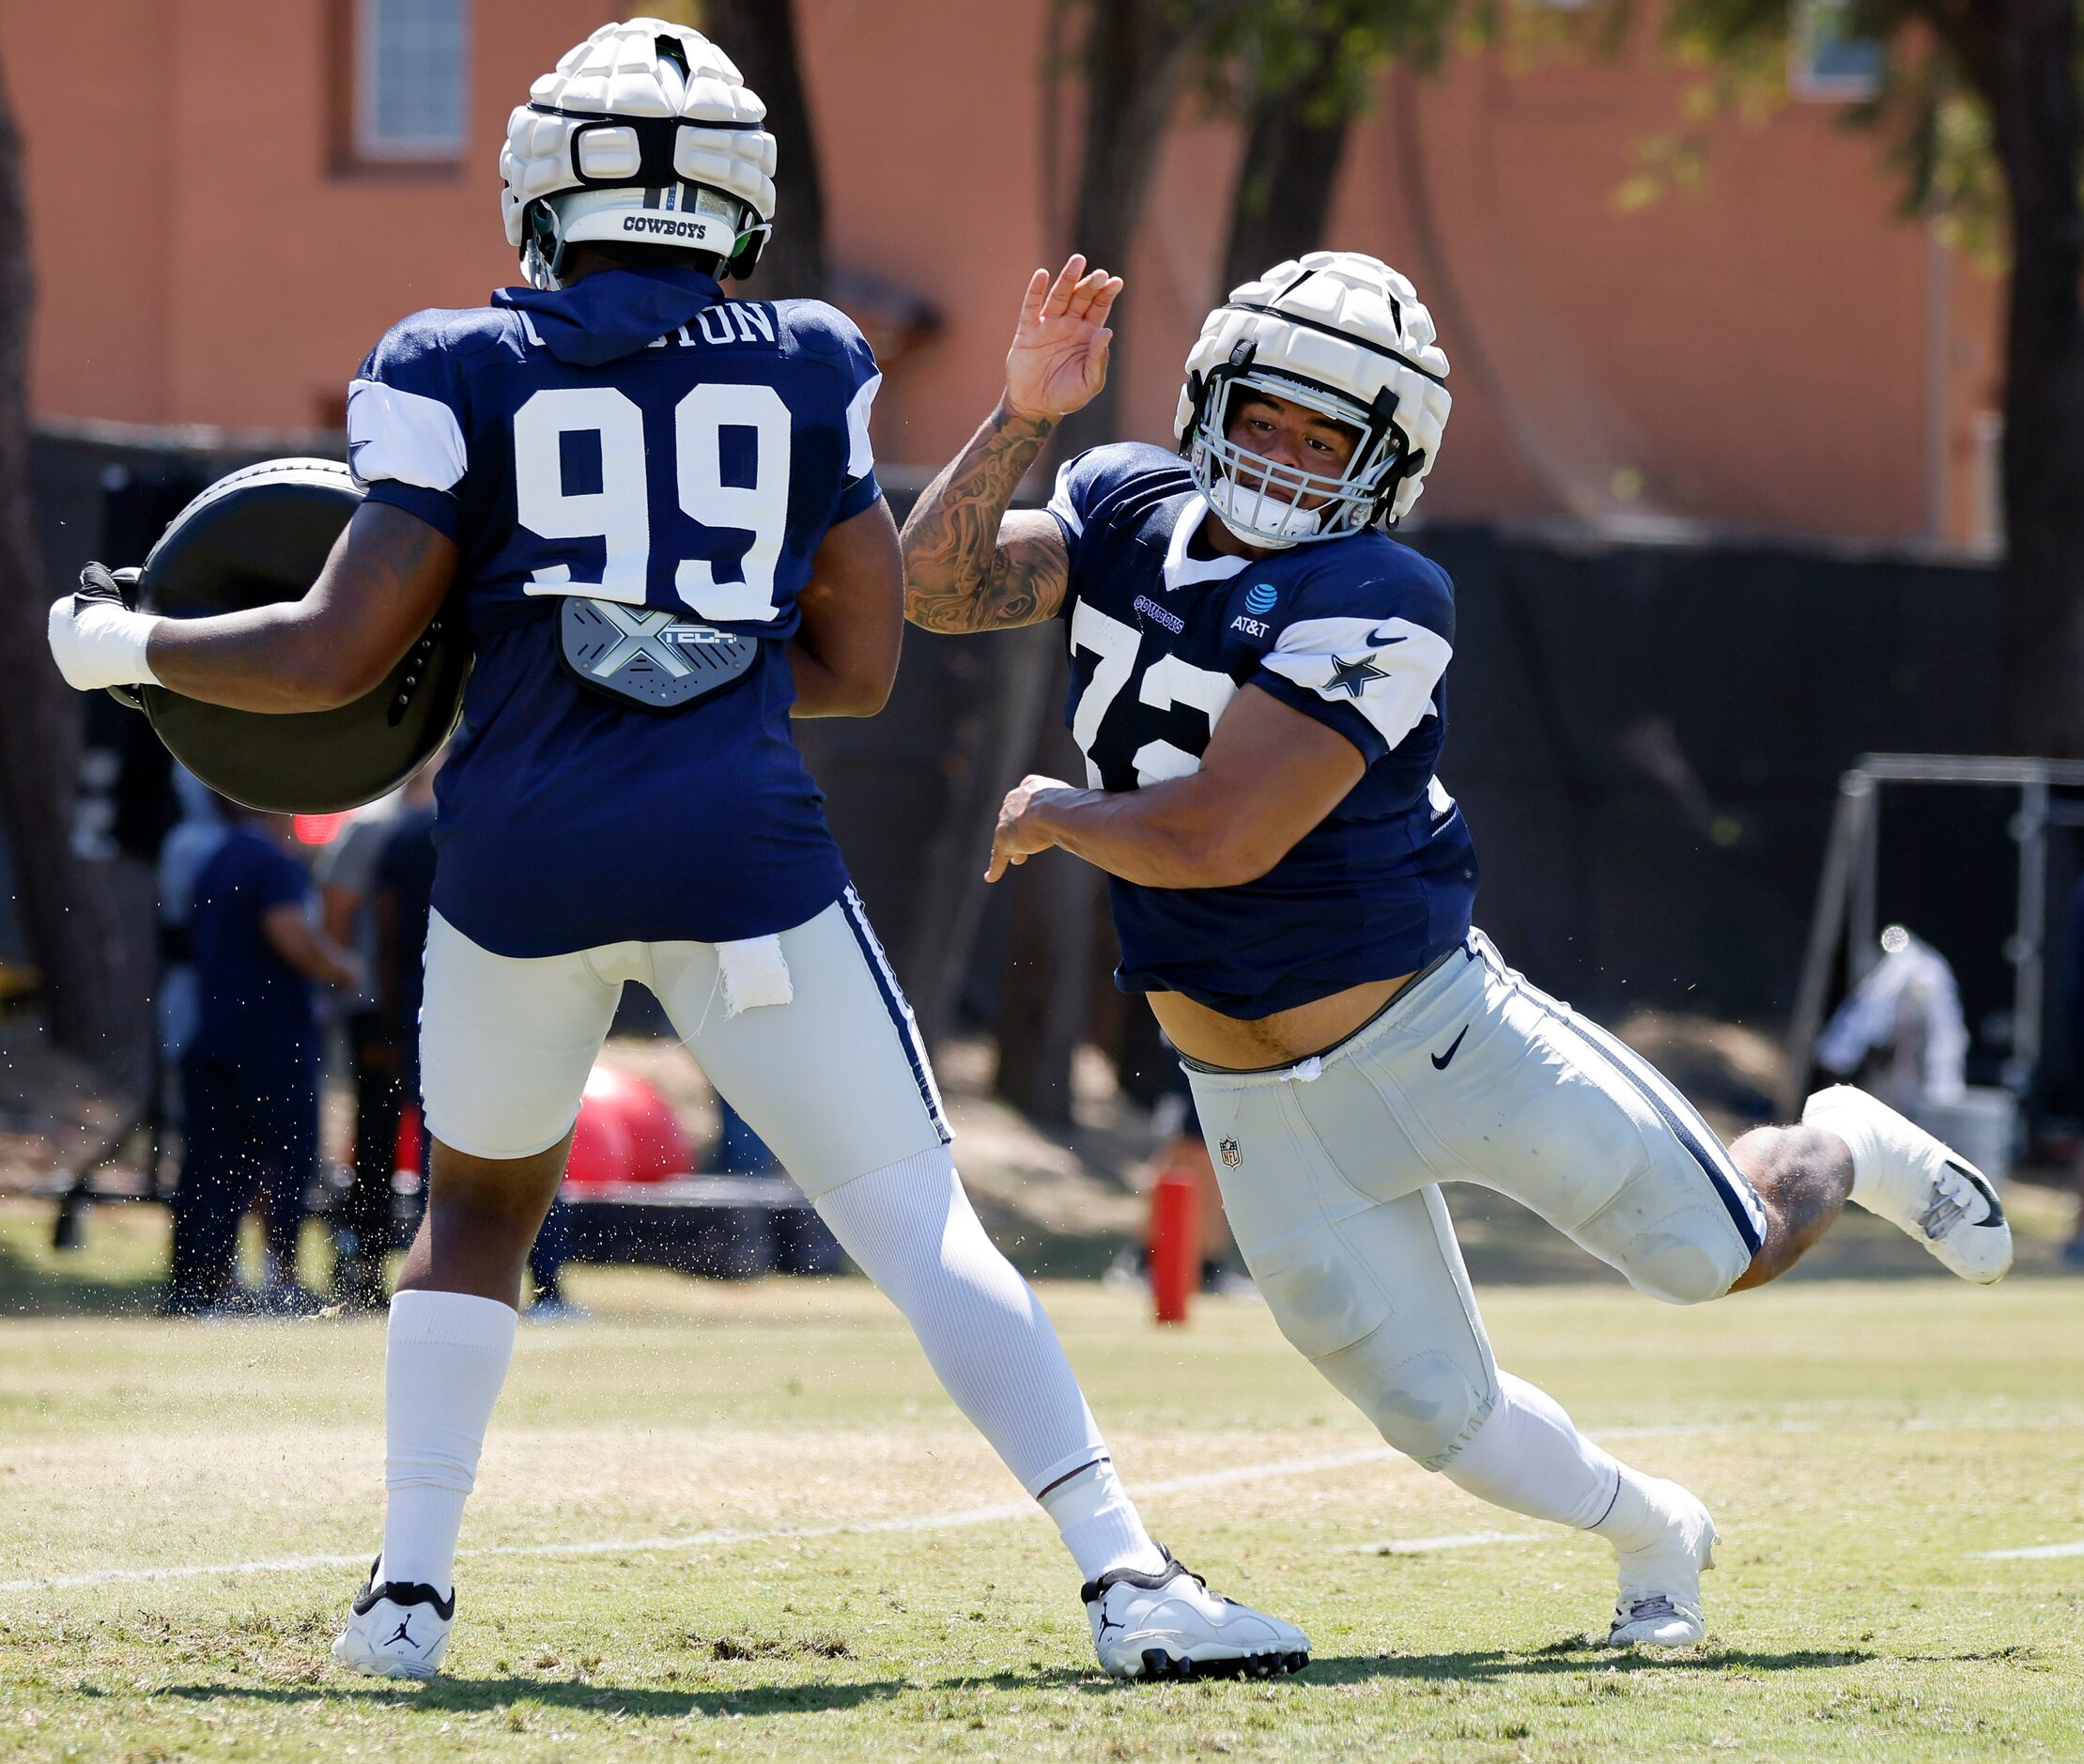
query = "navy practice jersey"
(346, 262, 881, 956)
(1048, 442, 1479, 1019)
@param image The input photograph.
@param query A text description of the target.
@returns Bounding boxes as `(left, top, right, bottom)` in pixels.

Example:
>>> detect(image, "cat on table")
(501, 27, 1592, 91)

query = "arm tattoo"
(902, 400, 1070, 632)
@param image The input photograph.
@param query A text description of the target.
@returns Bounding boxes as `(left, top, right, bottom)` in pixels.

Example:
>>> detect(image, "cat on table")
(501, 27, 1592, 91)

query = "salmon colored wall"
(3, 2, 2003, 542)
(3, 0, 604, 429)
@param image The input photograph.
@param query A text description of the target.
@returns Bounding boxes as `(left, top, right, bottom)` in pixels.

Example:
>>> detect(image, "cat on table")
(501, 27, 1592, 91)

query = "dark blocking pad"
(129, 458, 471, 813)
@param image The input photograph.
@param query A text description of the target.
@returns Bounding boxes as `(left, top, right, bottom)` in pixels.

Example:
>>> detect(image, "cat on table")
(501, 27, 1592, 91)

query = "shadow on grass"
(1301, 1641, 2030, 1683)
(123, 1639, 2038, 1721)
(925, 1641, 2028, 1697)
(152, 1673, 907, 1721)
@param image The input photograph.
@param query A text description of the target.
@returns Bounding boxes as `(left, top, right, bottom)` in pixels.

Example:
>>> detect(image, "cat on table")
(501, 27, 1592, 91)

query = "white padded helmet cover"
(1174, 252, 1453, 523)
(501, 18, 778, 250)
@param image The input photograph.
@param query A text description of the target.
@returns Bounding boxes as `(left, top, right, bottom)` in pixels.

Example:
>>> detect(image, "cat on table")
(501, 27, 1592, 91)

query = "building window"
(1791, 0, 1885, 101)
(355, 0, 470, 162)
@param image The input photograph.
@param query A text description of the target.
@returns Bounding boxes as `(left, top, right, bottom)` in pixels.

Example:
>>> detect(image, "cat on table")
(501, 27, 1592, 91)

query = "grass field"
(2, 1201, 2082, 1761)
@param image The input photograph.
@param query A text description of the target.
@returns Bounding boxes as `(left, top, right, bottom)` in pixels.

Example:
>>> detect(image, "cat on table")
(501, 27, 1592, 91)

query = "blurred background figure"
(316, 785, 408, 1308)
(711, 1097, 781, 1177)
(153, 766, 225, 1132)
(364, 762, 579, 1321)
(165, 803, 360, 1316)
(1815, 926, 1970, 1118)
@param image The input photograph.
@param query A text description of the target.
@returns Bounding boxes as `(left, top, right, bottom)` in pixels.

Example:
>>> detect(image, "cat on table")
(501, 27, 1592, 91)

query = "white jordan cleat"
(1803, 1086, 2013, 1285)
(331, 1558, 455, 1680)
(1084, 1547, 1310, 1680)
(1607, 1478, 1716, 1649)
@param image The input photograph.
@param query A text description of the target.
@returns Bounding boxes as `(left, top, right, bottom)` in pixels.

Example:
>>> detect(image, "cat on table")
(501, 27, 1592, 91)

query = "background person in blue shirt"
(167, 804, 361, 1316)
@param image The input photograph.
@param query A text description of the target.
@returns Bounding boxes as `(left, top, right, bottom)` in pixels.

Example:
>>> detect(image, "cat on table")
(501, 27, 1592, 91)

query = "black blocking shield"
(132, 458, 470, 813)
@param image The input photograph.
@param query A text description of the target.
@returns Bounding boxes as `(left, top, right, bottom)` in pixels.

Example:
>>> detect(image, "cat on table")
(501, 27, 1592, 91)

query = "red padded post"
(1149, 1168, 1200, 1325)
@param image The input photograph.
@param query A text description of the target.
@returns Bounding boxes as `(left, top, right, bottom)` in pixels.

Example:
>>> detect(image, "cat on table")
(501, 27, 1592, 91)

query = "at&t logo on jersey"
(1243, 582, 1280, 616)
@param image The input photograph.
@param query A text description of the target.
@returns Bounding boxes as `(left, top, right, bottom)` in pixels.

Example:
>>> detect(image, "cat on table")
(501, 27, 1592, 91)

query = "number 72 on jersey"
(1068, 600, 1238, 789)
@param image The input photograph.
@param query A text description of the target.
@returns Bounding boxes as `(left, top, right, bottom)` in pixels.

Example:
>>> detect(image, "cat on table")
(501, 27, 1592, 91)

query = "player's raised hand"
(1003, 255, 1122, 424)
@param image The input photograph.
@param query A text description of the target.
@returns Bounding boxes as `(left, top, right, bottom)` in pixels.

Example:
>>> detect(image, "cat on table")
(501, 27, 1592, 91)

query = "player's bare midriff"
(1149, 970, 1414, 1071)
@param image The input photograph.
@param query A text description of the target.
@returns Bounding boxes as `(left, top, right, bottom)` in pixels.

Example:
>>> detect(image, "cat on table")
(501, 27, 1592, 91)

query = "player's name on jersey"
(511, 302, 780, 354)
(649, 303, 779, 349)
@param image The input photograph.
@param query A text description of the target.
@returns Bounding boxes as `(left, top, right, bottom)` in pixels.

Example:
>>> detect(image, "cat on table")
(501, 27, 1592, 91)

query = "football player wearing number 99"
(43, 20, 1306, 1686)
(903, 250, 2013, 1650)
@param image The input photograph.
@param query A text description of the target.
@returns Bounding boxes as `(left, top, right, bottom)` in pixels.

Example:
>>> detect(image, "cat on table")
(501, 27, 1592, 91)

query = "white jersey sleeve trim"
(844, 370, 883, 483)
(1046, 460, 1085, 536)
(347, 377, 467, 494)
(1258, 613, 1451, 750)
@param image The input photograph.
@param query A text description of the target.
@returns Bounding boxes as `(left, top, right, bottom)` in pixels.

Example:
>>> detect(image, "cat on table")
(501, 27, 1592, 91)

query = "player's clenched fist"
(1002, 255, 1122, 424)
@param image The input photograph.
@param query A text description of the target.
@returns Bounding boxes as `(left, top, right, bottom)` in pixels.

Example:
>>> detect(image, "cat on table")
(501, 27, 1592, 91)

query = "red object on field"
(394, 1105, 424, 1179)
(562, 1094, 637, 1187)
(292, 811, 350, 846)
(1149, 1168, 1200, 1325)
(580, 1065, 693, 1183)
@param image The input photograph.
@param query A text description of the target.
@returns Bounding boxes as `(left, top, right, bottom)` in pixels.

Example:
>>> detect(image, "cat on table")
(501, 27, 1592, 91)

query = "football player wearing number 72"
(902, 249, 2013, 1649)
(45, 19, 1307, 1686)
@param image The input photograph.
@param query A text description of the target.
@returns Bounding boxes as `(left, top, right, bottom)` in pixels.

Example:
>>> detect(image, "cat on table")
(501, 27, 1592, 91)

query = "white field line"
(1970, 1541, 2084, 1560)
(5, 1414, 2078, 1598)
(0, 1446, 1402, 1597)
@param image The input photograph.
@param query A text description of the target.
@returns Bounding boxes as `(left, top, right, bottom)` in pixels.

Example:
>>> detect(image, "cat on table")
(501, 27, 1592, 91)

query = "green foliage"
(1624, 0, 2012, 263)
(1185, 0, 2013, 264)
(1197, 0, 1473, 123)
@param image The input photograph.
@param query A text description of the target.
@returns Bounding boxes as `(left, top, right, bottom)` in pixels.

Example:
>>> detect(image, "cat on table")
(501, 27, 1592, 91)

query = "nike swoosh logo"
(1431, 1025, 1470, 1070)
(1946, 1159, 2007, 1226)
(1368, 627, 1410, 646)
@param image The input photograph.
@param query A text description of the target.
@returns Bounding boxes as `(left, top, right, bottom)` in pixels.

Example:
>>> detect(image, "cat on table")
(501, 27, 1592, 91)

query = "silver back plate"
(558, 597, 761, 712)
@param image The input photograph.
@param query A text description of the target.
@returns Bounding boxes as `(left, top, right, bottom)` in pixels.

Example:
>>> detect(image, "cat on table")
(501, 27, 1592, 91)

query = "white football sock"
(381, 1289, 517, 1599)
(1442, 1371, 1644, 1536)
(815, 1148, 1143, 1564)
(1038, 1459, 1167, 1583)
(1800, 1086, 1892, 1210)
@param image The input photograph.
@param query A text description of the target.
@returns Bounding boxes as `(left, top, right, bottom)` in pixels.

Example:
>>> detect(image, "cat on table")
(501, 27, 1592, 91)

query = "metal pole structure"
(2009, 776, 2050, 1094)
(1780, 771, 1873, 1120)
(1783, 755, 2084, 1122)
(1850, 774, 1881, 984)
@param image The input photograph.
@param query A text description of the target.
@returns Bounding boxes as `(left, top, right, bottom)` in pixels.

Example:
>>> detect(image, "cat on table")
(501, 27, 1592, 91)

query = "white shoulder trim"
(1046, 460, 1085, 536)
(844, 370, 882, 483)
(1258, 613, 1451, 750)
(347, 377, 467, 494)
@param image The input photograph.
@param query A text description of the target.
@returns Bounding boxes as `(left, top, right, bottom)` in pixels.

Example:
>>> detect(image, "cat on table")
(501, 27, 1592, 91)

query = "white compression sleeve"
(381, 1290, 518, 1598)
(814, 1147, 1157, 1574)
(1439, 1370, 1633, 1533)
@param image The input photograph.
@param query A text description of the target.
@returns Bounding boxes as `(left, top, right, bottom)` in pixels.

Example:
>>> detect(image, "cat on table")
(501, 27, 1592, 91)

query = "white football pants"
(413, 887, 1111, 1498)
(419, 886, 948, 1194)
(1184, 929, 1767, 1474)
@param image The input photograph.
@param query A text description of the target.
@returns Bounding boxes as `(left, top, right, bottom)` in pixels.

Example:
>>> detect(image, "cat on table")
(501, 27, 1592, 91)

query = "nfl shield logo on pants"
(1219, 1136, 1242, 1168)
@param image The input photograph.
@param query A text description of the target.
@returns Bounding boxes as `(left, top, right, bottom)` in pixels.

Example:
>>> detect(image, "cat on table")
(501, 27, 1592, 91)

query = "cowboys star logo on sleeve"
(1326, 652, 1392, 697)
